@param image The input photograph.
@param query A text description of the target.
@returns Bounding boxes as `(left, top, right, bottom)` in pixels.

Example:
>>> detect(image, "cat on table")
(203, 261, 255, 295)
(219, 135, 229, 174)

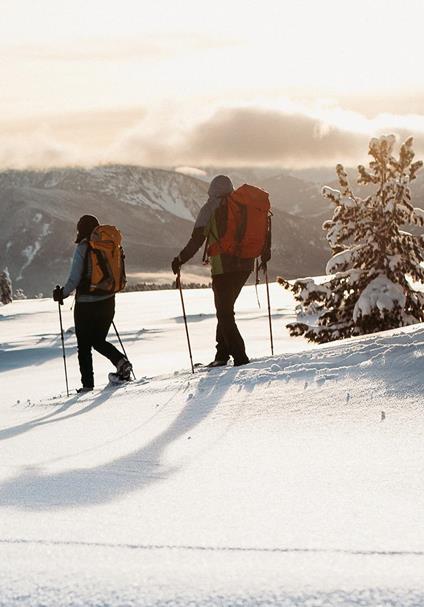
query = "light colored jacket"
(63, 241, 113, 303)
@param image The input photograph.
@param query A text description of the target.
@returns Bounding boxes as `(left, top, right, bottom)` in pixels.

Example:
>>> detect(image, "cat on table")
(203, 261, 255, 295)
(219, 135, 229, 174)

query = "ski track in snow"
(0, 286, 423, 605)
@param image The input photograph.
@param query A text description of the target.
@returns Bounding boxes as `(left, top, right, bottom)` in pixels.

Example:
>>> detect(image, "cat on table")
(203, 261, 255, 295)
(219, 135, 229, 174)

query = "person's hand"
(261, 249, 271, 264)
(258, 249, 271, 272)
(53, 285, 64, 304)
(171, 256, 182, 275)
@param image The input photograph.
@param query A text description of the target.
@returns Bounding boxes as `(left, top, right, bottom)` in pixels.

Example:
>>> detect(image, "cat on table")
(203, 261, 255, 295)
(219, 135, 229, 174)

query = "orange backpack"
(86, 225, 127, 294)
(207, 184, 271, 259)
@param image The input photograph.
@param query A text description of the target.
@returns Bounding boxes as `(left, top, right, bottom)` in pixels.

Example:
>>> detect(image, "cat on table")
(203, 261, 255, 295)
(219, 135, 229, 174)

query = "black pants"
(212, 270, 251, 365)
(74, 297, 124, 388)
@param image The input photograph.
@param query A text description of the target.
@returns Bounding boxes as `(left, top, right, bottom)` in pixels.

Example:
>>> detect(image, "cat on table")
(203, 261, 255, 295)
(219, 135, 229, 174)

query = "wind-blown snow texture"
(0, 284, 424, 606)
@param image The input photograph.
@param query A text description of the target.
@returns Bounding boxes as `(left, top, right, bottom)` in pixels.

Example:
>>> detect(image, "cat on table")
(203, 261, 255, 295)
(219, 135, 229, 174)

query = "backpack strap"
(76, 240, 91, 295)
(204, 195, 227, 261)
(93, 248, 111, 286)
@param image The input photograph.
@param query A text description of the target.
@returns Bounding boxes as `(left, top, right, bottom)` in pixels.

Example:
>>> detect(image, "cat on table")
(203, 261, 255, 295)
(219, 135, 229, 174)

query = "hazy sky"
(2, 0, 424, 169)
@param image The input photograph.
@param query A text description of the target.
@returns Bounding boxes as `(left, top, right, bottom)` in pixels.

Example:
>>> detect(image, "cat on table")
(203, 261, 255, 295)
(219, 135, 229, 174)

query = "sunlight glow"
(1, 0, 424, 167)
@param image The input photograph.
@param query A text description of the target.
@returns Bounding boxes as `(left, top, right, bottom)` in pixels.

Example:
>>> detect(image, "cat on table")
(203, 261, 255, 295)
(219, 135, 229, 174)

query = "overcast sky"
(1, 0, 424, 169)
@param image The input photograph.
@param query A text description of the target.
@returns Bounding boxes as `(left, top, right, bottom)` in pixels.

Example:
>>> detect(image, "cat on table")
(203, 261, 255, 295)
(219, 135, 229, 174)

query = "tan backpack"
(85, 225, 127, 294)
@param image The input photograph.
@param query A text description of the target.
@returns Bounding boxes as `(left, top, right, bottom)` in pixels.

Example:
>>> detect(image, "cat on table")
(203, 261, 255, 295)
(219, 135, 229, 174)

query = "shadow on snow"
(0, 371, 232, 510)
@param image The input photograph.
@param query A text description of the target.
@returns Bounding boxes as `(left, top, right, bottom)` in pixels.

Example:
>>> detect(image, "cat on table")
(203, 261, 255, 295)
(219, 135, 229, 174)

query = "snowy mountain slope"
(0, 286, 424, 605)
(189, 166, 331, 216)
(260, 172, 330, 217)
(0, 166, 209, 296)
(0, 166, 329, 297)
(0, 166, 206, 222)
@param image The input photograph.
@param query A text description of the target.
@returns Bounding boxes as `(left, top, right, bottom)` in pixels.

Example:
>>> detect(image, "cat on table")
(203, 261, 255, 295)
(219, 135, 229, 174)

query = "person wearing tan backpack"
(53, 214, 132, 393)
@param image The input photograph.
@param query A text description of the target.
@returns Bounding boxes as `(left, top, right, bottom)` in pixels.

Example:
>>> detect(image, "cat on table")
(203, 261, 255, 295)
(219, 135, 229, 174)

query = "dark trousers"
(212, 270, 251, 365)
(74, 297, 124, 388)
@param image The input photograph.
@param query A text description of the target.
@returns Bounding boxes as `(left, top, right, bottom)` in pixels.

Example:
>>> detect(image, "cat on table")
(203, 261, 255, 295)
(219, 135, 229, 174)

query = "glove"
(53, 285, 64, 304)
(261, 249, 271, 264)
(258, 248, 271, 272)
(171, 256, 182, 275)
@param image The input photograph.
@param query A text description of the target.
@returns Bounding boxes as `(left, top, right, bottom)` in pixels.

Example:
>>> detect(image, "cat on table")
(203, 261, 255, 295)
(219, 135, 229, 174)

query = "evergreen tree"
(279, 135, 424, 343)
(14, 289, 27, 300)
(0, 268, 13, 305)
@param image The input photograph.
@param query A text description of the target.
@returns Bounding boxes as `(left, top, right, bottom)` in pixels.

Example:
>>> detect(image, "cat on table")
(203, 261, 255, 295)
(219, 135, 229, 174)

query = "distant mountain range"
(0, 165, 336, 297)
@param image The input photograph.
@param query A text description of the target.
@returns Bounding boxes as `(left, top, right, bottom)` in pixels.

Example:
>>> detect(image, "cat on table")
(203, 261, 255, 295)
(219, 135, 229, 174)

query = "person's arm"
(172, 200, 216, 272)
(177, 227, 206, 264)
(62, 243, 87, 298)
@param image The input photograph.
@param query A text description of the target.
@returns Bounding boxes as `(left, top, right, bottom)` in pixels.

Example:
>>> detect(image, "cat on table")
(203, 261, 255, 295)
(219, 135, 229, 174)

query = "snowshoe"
(206, 360, 228, 368)
(76, 386, 93, 394)
(108, 372, 132, 386)
(116, 357, 133, 380)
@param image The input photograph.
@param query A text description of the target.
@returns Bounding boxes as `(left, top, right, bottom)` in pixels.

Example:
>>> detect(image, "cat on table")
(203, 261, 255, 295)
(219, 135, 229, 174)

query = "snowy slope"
(0, 286, 424, 606)
(0, 166, 209, 296)
(0, 166, 206, 222)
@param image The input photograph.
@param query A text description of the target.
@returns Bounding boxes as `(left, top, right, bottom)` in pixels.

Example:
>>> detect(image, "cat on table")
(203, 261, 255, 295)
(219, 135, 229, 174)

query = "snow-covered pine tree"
(0, 268, 13, 305)
(279, 135, 424, 343)
(14, 288, 27, 300)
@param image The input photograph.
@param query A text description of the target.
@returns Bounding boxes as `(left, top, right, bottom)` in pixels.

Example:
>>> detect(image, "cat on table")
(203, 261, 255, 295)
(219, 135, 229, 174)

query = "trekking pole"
(265, 267, 274, 356)
(112, 320, 136, 380)
(57, 294, 70, 397)
(254, 259, 261, 309)
(176, 271, 194, 374)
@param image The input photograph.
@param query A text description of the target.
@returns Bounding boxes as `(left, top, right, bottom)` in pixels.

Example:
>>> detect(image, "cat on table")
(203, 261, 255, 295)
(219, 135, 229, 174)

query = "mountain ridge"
(0, 165, 329, 296)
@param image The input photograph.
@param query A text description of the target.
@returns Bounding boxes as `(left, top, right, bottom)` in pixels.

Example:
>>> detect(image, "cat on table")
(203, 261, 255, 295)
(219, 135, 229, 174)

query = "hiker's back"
(206, 184, 271, 274)
(81, 225, 127, 295)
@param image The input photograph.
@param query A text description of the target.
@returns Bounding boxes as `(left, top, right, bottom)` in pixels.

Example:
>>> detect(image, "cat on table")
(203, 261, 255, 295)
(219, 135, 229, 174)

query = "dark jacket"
(178, 175, 256, 275)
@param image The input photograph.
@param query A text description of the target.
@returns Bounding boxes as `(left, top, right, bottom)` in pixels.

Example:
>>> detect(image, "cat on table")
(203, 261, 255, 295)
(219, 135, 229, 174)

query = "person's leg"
(227, 270, 250, 365)
(74, 302, 94, 388)
(213, 271, 251, 365)
(90, 297, 125, 366)
(212, 275, 230, 363)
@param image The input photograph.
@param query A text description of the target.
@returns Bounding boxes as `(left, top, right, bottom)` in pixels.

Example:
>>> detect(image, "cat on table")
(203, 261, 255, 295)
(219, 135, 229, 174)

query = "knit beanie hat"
(208, 175, 234, 198)
(75, 214, 99, 243)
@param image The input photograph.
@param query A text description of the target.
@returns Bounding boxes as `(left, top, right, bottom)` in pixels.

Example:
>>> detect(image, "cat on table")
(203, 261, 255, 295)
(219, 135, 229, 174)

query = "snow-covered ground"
(0, 284, 424, 606)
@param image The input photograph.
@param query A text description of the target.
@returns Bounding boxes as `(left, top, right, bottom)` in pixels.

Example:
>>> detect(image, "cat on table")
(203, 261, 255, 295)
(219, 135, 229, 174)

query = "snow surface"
(1, 284, 424, 606)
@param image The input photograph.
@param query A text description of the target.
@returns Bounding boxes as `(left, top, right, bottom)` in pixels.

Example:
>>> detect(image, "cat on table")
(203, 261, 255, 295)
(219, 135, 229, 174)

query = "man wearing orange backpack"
(53, 215, 132, 392)
(172, 175, 271, 368)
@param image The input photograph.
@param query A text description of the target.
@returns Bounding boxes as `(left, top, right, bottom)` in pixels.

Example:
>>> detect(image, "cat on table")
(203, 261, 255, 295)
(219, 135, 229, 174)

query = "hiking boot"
(207, 360, 228, 368)
(76, 386, 93, 394)
(116, 357, 133, 380)
(233, 357, 250, 367)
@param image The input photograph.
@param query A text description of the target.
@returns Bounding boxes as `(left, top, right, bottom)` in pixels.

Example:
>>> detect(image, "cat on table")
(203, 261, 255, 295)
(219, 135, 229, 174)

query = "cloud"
(3, 105, 424, 170)
(336, 95, 424, 120)
(0, 131, 81, 170)
(112, 107, 370, 167)
(186, 108, 368, 166)
(0, 109, 145, 169)
(114, 106, 424, 168)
